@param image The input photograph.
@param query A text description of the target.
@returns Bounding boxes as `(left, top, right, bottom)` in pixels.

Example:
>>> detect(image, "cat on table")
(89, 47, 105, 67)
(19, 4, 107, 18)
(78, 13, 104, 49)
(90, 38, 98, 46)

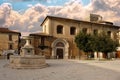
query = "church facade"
(30, 16, 119, 59)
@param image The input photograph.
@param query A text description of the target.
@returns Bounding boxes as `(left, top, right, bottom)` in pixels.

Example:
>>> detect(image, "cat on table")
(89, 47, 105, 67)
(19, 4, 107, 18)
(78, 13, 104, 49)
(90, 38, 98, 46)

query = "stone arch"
(51, 39, 69, 59)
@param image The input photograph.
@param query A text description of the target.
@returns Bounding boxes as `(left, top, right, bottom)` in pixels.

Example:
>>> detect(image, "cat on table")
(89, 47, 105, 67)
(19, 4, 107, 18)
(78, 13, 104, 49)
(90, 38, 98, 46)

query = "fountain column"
(20, 36, 34, 57)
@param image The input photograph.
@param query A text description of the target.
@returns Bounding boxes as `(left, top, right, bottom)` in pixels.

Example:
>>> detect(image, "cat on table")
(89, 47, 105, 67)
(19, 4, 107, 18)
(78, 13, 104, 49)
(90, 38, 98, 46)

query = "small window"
(70, 27, 76, 35)
(9, 44, 13, 49)
(82, 28, 87, 34)
(107, 31, 111, 37)
(57, 25, 63, 34)
(41, 37, 45, 45)
(93, 29, 98, 35)
(44, 25, 46, 32)
(9, 34, 12, 41)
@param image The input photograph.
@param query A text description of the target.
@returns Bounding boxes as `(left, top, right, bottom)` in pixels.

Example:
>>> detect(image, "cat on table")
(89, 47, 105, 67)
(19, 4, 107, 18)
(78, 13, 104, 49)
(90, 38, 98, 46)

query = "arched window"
(44, 25, 46, 32)
(57, 25, 63, 34)
(93, 29, 98, 35)
(107, 31, 111, 37)
(9, 34, 12, 41)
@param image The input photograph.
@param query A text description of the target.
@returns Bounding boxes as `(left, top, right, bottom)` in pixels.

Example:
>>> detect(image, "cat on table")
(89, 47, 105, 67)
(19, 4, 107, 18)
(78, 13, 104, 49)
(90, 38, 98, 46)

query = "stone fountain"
(9, 36, 48, 69)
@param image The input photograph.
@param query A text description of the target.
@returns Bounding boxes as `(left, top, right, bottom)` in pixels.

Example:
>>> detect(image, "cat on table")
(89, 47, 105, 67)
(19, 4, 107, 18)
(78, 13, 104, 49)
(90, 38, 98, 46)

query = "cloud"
(88, 0, 120, 25)
(0, 3, 47, 35)
(0, 0, 120, 36)
(0, 3, 12, 25)
(48, 0, 90, 20)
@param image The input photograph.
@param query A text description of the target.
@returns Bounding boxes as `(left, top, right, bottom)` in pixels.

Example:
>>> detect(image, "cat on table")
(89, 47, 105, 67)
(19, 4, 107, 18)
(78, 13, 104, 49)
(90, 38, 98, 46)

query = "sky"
(0, 0, 120, 36)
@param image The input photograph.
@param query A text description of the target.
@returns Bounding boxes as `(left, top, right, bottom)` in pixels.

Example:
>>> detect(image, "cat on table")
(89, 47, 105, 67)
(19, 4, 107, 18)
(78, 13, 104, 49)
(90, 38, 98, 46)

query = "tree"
(96, 32, 119, 57)
(75, 31, 119, 59)
(75, 32, 94, 58)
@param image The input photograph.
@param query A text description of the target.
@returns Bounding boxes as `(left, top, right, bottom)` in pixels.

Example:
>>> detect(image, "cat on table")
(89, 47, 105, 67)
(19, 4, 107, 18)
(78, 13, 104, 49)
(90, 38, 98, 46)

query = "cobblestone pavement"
(0, 59, 120, 80)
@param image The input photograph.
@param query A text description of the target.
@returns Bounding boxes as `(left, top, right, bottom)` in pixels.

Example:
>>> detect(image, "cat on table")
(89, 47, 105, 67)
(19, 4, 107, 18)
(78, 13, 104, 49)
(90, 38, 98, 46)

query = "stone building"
(30, 15, 119, 59)
(0, 28, 21, 55)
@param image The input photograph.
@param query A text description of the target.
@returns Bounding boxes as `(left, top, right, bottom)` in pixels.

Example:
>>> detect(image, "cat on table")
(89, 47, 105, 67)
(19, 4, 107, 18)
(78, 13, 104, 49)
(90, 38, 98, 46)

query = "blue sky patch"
(0, 0, 90, 11)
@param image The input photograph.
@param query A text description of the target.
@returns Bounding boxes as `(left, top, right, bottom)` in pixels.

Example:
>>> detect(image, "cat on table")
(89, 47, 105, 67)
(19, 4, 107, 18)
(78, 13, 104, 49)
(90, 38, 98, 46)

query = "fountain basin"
(10, 55, 48, 69)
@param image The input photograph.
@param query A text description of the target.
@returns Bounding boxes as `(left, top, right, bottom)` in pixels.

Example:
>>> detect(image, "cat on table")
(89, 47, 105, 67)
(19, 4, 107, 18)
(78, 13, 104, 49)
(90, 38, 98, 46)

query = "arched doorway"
(51, 39, 69, 59)
(56, 42, 64, 59)
(56, 48, 63, 59)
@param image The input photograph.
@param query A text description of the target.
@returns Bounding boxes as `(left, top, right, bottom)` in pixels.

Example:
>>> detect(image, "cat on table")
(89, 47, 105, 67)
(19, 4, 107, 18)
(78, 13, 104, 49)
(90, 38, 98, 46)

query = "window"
(82, 28, 87, 34)
(107, 31, 111, 37)
(9, 44, 13, 49)
(40, 37, 45, 45)
(44, 25, 46, 32)
(9, 34, 12, 41)
(57, 25, 63, 34)
(70, 27, 76, 35)
(93, 29, 98, 35)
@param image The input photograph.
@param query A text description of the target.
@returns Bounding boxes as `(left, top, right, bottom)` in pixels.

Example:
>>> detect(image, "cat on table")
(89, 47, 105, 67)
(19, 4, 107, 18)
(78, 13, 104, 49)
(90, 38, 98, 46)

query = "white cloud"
(88, 0, 120, 25)
(0, 0, 120, 36)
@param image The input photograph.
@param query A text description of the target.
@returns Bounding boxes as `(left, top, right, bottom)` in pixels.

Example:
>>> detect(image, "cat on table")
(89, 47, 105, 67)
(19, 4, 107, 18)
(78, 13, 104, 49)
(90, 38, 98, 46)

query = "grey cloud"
(91, 0, 111, 11)
(89, 0, 120, 25)
(0, 19, 6, 25)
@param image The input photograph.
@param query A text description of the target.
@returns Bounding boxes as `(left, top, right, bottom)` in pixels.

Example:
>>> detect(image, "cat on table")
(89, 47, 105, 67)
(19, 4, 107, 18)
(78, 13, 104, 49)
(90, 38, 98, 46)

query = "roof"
(0, 28, 21, 35)
(41, 16, 120, 28)
(30, 32, 52, 37)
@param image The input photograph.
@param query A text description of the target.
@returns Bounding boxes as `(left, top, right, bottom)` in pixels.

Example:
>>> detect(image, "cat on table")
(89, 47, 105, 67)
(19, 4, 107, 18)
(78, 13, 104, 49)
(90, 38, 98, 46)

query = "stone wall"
(0, 33, 19, 51)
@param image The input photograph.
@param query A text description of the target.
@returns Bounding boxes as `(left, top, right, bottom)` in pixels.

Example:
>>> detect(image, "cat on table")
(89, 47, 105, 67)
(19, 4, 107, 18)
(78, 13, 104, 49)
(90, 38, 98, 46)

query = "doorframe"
(51, 39, 69, 59)
(56, 47, 64, 59)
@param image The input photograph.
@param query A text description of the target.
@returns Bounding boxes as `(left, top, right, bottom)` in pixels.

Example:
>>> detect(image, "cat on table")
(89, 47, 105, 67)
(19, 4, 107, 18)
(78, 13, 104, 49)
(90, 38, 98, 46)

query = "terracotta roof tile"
(30, 32, 52, 37)
(41, 16, 120, 28)
(0, 28, 21, 35)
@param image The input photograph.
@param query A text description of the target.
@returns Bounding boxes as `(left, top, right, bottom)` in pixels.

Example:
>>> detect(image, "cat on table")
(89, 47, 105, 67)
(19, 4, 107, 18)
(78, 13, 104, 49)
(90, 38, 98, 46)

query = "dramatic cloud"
(0, 0, 120, 36)
(88, 0, 120, 25)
